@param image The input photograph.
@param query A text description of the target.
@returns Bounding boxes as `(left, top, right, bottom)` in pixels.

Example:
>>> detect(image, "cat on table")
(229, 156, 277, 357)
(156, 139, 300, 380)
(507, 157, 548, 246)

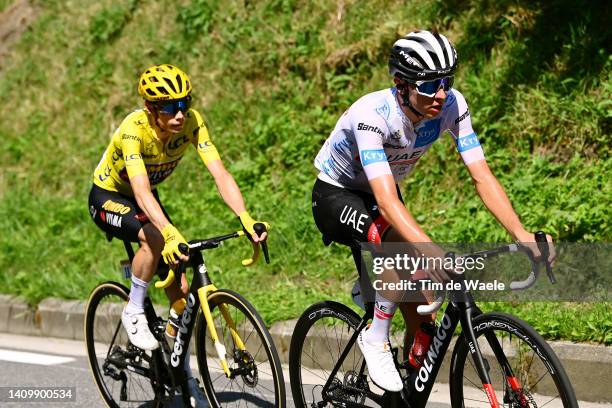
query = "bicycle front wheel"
(450, 312, 578, 408)
(84, 281, 164, 408)
(289, 301, 381, 408)
(194, 289, 285, 407)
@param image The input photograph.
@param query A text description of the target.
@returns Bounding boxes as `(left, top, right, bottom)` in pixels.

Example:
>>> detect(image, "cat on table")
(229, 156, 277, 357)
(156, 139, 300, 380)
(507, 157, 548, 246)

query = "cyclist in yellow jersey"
(88, 65, 267, 404)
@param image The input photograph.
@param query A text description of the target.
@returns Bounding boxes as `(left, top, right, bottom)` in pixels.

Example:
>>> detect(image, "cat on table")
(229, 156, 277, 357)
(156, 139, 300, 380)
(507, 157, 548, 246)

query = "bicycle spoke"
(525, 368, 551, 394)
(539, 395, 561, 407)
(301, 365, 329, 382)
(302, 349, 330, 378)
(464, 396, 492, 403)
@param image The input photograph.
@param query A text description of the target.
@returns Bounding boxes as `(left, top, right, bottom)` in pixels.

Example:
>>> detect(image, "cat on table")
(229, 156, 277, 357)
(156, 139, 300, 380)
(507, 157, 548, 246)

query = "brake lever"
(254, 223, 270, 264)
(535, 231, 556, 284)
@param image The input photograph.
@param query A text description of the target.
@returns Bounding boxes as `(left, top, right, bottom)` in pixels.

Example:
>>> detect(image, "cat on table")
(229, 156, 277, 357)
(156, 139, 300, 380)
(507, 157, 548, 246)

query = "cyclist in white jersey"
(312, 30, 554, 392)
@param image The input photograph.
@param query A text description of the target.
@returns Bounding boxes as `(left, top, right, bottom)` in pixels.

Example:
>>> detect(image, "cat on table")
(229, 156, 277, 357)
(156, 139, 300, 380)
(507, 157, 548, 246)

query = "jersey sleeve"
(191, 110, 221, 165)
(445, 90, 485, 165)
(119, 121, 147, 179)
(351, 109, 392, 181)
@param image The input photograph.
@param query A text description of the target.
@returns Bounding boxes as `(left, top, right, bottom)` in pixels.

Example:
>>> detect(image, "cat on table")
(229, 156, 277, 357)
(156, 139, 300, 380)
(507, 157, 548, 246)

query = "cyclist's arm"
(120, 131, 172, 234)
(130, 174, 172, 233)
(192, 111, 266, 242)
(354, 112, 438, 250)
(205, 159, 267, 242)
(466, 160, 531, 241)
(466, 159, 555, 261)
(369, 175, 432, 243)
(447, 91, 531, 242)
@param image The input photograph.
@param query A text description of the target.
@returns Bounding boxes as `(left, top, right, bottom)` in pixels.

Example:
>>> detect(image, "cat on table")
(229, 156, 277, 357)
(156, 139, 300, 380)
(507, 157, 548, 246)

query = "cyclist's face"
(409, 84, 447, 118)
(157, 109, 185, 133)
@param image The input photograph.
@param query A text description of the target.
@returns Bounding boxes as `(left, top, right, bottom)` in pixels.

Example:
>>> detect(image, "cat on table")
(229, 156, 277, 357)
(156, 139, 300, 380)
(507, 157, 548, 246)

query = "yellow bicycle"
(85, 225, 285, 407)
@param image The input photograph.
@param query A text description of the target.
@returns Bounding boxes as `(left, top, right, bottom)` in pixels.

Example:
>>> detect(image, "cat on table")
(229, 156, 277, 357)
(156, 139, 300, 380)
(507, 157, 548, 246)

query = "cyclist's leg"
(312, 178, 403, 391)
(89, 185, 164, 349)
(380, 227, 437, 365)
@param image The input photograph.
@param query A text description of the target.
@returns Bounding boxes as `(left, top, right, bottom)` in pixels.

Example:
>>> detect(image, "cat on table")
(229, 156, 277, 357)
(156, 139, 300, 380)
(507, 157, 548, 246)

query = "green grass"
(0, 0, 610, 344)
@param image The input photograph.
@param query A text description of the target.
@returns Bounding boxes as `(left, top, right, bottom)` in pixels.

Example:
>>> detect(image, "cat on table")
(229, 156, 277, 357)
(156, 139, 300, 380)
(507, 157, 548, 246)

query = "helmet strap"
(396, 81, 424, 118)
(145, 101, 170, 133)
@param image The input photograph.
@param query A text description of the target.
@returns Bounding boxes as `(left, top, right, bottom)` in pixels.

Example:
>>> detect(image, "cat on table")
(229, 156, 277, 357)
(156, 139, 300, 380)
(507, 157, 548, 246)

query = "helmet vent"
(157, 87, 170, 95)
(163, 77, 177, 93)
(175, 74, 183, 92)
(146, 89, 156, 96)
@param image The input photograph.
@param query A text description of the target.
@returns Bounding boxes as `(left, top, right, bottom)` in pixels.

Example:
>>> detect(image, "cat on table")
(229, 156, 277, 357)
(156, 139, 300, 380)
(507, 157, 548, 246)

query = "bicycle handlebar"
(154, 224, 270, 289)
(417, 290, 446, 315)
(416, 231, 556, 315)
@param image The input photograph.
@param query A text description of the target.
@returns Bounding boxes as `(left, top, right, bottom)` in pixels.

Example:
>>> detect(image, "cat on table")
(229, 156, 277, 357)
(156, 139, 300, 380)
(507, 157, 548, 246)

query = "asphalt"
(1, 294, 610, 403)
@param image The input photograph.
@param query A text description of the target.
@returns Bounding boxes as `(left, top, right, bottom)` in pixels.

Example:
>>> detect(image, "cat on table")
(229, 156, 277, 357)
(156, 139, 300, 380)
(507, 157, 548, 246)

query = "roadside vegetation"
(0, 0, 609, 343)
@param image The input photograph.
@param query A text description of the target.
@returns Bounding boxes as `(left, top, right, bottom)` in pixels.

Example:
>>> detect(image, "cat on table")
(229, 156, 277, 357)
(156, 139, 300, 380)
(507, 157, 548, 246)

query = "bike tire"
(450, 312, 578, 408)
(289, 300, 380, 408)
(194, 289, 286, 407)
(84, 281, 164, 408)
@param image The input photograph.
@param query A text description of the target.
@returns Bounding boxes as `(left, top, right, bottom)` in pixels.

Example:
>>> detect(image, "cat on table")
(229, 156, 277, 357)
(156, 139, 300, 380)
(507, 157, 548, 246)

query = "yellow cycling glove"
(161, 224, 188, 264)
(238, 211, 270, 239)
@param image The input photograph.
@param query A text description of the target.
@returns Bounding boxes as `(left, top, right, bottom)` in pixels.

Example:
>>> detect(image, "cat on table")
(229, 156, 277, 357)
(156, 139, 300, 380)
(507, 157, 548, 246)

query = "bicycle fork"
(460, 306, 501, 408)
(196, 266, 247, 378)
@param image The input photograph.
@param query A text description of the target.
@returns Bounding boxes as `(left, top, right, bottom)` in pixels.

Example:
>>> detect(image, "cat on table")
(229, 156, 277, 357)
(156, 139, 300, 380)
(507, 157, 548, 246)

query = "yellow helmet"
(138, 64, 192, 101)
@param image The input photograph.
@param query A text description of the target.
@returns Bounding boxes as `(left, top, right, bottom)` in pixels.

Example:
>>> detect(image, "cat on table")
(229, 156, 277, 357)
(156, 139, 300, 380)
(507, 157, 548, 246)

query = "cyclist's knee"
(138, 224, 164, 255)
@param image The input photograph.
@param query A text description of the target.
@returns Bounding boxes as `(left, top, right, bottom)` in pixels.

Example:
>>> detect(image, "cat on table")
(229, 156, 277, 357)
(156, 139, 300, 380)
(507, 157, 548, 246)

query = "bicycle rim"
(289, 301, 380, 408)
(85, 282, 162, 408)
(451, 313, 577, 408)
(195, 289, 285, 407)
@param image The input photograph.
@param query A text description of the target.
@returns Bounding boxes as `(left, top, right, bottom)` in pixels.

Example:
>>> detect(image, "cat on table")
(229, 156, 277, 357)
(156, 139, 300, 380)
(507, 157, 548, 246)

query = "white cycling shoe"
(357, 328, 403, 392)
(121, 306, 159, 351)
(187, 377, 209, 407)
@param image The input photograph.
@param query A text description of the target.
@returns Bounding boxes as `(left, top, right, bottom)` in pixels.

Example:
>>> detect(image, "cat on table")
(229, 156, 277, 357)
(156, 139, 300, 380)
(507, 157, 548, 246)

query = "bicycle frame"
(99, 224, 269, 406)
(156, 248, 249, 391)
(320, 285, 523, 408)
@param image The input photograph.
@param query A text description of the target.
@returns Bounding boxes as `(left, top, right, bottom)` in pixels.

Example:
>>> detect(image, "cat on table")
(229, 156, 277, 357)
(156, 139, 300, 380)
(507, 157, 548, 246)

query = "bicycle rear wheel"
(450, 312, 578, 408)
(195, 289, 285, 407)
(84, 281, 165, 408)
(289, 301, 382, 408)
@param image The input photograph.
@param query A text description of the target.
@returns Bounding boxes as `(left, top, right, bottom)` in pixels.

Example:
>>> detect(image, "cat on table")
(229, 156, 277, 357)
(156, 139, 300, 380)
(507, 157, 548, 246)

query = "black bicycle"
(289, 232, 578, 407)
(85, 225, 286, 407)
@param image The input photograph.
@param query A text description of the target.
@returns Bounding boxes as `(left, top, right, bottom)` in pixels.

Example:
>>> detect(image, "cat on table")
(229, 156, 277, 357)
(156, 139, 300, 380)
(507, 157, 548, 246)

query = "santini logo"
(357, 123, 384, 137)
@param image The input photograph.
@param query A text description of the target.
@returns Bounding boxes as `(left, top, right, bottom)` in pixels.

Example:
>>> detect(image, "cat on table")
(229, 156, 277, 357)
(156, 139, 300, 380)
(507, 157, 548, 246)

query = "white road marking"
(0, 348, 75, 366)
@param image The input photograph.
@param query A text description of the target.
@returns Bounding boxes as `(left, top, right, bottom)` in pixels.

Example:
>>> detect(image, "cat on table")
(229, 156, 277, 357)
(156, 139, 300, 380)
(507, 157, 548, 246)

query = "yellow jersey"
(93, 108, 220, 196)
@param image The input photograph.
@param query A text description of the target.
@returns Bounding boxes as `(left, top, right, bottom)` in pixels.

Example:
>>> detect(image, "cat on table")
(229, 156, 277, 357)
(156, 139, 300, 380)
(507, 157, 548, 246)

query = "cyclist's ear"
(394, 77, 410, 95)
